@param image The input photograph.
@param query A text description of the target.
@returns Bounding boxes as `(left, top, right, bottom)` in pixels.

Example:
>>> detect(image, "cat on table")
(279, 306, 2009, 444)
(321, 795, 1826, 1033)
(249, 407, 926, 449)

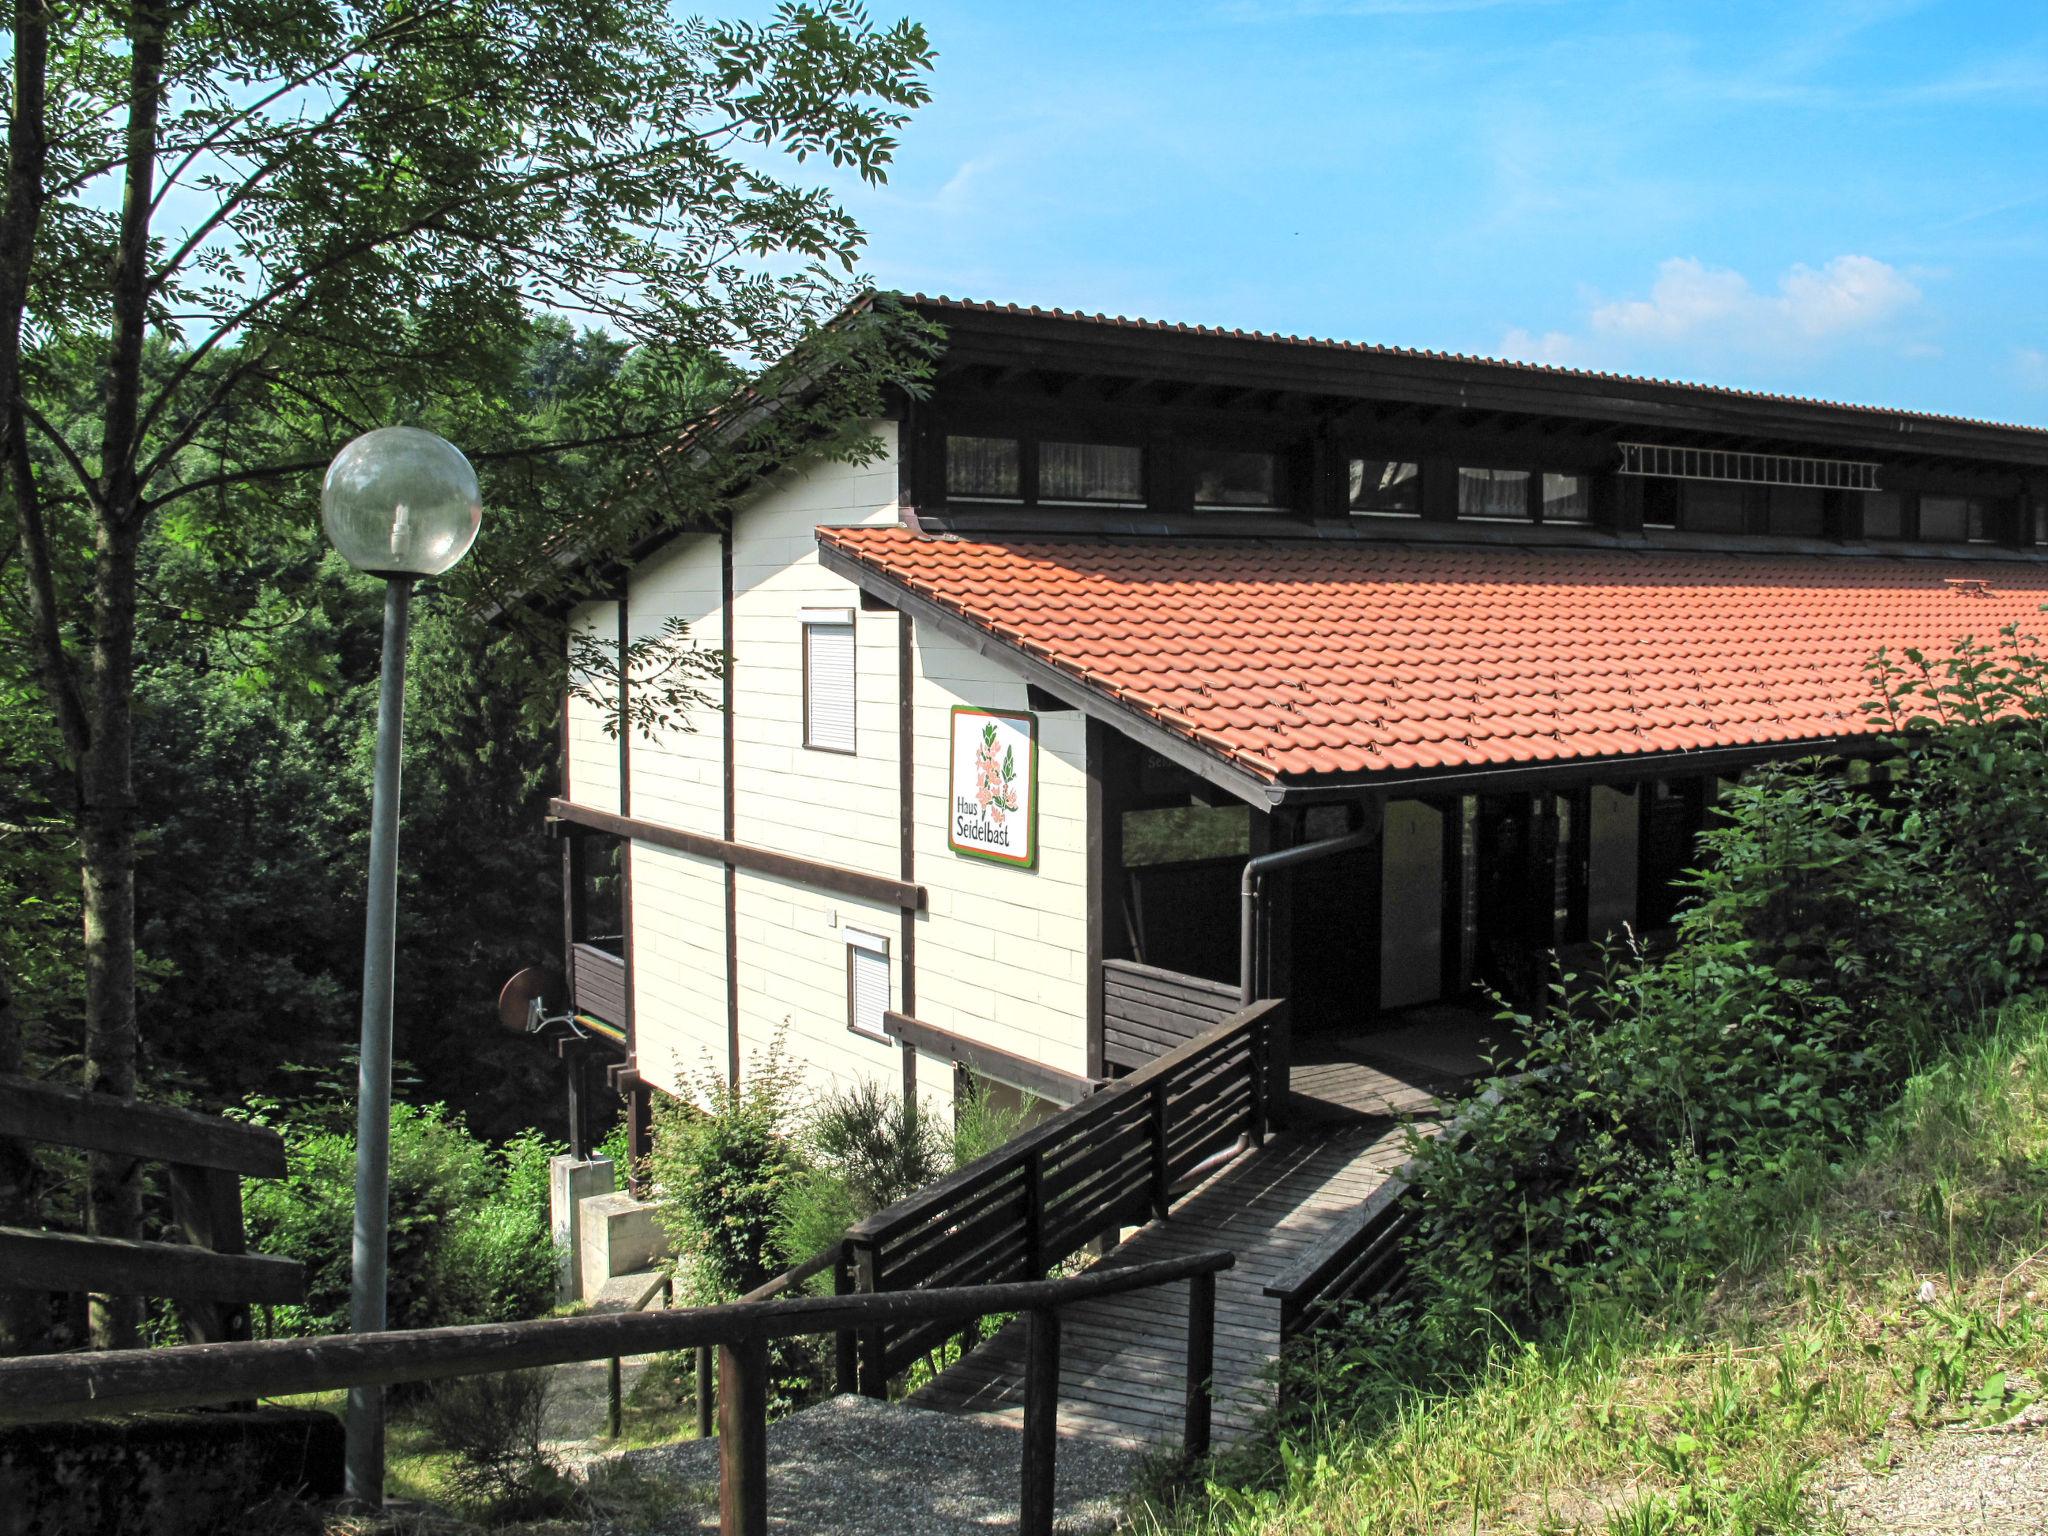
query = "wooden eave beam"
(921, 312, 2048, 467)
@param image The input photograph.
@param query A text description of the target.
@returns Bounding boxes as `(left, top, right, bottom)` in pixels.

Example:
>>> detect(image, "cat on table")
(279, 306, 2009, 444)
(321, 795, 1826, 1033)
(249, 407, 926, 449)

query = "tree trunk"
(81, 516, 144, 1348)
(77, 0, 168, 1351)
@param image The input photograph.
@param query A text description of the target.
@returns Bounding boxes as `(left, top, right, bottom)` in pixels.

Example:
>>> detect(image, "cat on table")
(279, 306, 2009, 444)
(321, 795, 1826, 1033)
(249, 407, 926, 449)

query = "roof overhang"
(819, 538, 1283, 807)
(821, 538, 1880, 808)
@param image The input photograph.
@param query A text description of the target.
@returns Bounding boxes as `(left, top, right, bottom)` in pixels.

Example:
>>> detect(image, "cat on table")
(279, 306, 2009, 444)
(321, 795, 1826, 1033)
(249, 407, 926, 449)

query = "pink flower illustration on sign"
(975, 721, 1021, 826)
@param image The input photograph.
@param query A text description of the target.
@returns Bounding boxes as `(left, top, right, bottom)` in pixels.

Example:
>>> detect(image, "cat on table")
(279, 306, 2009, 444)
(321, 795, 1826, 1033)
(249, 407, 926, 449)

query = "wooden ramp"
(910, 1119, 1414, 1447)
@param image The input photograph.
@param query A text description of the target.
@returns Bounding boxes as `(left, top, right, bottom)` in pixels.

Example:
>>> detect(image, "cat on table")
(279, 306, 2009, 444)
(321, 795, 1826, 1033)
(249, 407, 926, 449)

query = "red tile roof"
(905, 294, 2048, 440)
(819, 526, 2048, 784)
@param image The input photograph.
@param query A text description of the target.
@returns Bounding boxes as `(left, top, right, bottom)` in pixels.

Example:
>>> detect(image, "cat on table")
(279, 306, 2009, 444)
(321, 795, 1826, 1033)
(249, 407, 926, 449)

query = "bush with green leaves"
(242, 1101, 560, 1335)
(1404, 626, 2048, 1349)
(648, 1045, 805, 1303)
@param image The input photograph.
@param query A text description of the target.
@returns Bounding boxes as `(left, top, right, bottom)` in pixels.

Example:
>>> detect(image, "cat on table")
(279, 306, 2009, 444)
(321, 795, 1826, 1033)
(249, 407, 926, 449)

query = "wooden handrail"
(0, 1247, 1234, 1536)
(847, 1000, 1282, 1242)
(0, 1075, 286, 1179)
(0, 1248, 1234, 1425)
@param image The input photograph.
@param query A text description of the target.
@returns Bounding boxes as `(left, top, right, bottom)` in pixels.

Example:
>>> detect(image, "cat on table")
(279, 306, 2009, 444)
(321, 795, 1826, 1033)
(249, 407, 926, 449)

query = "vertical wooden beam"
(851, 1240, 886, 1397)
(1149, 1077, 1171, 1221)
(721, 526, 740, 1086)
(1183, 1269, 1216, 1461)
(695, 1344, 715, 1439)
(1083, 720, 1111, 1078)
(832, 1246, 857, 1395)
(606, 1354, 623, 1439)
(1020, 1307, 1062, 1536)
(717, 1336, 769, 1536)
(1420, 457, 1459, 524)
(167, 1165, 249, 1345)
(1023, 1148, 1046, 1278)
(898, 615, 918, 1106)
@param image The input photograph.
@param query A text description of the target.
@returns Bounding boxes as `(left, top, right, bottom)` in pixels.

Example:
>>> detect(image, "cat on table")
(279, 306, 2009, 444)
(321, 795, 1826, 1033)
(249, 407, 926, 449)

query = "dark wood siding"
(1102, 960, 1240, 1071)
(571, 942, 627, 1026)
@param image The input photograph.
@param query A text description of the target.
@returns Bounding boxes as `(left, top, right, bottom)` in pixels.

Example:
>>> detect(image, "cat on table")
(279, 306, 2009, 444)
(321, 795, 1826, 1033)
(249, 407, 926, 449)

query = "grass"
(1137, 1000, 2048, 1536)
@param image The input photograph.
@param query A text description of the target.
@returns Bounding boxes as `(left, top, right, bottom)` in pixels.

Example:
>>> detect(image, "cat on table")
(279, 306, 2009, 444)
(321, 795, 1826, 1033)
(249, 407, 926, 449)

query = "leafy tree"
(0, 0, 936, 1342)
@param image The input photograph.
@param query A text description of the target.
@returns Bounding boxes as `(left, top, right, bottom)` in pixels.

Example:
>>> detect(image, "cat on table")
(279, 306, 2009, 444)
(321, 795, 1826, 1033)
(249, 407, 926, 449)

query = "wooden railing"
(1262, 1086, 1511, 1410)
(836, 998, 1285, 1391)
(1264, 1172, 1418, 1350)
(0, 1075, 304, 1344)
(0, 1247, 1235, 1536)
(1101, 959, 1241, 1072)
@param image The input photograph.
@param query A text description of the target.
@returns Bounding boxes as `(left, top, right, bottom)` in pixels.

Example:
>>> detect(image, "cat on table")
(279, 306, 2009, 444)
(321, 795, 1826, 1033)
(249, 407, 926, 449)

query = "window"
(946, 435, 1021, 499)
(1862, 491, 1904, 540)
(1121, 803, 1251, 865)
(846, 930, 890, 1041)
(1458, 467, 1531, 520)
(1919, 494, 1989, 543)
(1190, 448, 1278, 508)
(2034, 503, 2048, 546)
(1680, 482, 1747, 534)
(1541, 473, 1592, 524)
(802, 609, 856, 753)
(1766, 486, 1825, 538)
(1349, 458, 1421, 516)
(1041, 441, 1143, 503)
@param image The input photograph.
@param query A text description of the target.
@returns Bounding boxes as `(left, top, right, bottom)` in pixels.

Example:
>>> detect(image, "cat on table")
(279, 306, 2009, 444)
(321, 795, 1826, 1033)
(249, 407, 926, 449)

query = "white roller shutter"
(847, 930, 890, 1040)
(804, 615, 856, 752)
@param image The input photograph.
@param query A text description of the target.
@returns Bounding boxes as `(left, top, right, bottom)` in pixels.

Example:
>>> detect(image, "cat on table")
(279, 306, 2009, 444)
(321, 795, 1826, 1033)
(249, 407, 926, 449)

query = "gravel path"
(595, 1394, 1146, 1535)
(1812, 1417, 2048, 1534)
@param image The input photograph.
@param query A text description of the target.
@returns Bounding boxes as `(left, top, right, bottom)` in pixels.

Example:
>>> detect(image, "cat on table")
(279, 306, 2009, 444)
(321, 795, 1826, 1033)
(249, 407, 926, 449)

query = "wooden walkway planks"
(910, 1113, 1416, 1447)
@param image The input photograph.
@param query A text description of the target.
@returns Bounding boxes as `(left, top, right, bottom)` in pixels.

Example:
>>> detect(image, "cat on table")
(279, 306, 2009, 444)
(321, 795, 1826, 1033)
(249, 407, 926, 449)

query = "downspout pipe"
(1239, 801, 1384, 1006)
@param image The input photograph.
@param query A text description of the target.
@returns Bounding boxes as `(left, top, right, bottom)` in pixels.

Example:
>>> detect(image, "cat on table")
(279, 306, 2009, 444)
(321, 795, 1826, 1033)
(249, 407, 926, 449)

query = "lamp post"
(321, 427, 482, 1506)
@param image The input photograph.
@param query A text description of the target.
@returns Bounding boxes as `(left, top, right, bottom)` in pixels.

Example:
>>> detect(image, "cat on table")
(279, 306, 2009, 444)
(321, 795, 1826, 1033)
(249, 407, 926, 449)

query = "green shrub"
(950, 1081, 1034, 1169)
(648, 1042, 804, 1302)
(243, 1100, 561, 1334)
(416, 1369, 576, 1521)
(1405, 627, 2048, 1349)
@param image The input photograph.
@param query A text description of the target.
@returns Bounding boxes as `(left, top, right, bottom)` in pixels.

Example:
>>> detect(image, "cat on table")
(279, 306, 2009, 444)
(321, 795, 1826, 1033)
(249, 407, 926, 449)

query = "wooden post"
(1022, 1149, 1045, 1278)
(695, 1344, 715, 1439)
(1149, 1077, 1171, 1220)
(832, 1247, 857, 1395)
(851, 1239, 887, 1398)
(1020, 1307, 1061, 1536)
(1184, 1270, 1216, 1461)
(167, 1165, 251, 1345)
(718, 1335, 768, 1536)
(607, 1354, 622, 1440)
(1247, 1018, 1268, 1149)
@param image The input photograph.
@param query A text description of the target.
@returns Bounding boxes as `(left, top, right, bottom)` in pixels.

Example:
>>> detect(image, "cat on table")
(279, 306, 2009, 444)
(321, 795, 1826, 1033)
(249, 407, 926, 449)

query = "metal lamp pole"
(344, 572, 413, 1501)
(320, 427, 482, 1507)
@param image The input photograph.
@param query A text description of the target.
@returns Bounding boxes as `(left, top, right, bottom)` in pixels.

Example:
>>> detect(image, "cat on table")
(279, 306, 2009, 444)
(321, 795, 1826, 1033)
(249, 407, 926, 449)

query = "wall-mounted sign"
(948, 706, 1038, 868)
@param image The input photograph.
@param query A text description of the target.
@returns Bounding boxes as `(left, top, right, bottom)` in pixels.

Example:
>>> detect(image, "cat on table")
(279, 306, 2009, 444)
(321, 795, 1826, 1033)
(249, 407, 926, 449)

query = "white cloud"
(1502, 255, 1925, 371)
(1591, 255, 1920, 344)
(2018, 347, 2048, 391)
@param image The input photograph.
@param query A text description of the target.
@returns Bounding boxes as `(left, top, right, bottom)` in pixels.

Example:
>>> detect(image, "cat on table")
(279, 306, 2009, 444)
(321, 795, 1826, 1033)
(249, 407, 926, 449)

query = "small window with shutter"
(802, 609, 856, 753)
(846, 930, 890, 1041)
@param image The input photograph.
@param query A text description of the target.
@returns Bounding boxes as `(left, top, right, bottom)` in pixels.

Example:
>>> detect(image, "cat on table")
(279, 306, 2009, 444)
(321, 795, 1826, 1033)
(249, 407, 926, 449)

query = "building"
(540, 294, 2048, 1162)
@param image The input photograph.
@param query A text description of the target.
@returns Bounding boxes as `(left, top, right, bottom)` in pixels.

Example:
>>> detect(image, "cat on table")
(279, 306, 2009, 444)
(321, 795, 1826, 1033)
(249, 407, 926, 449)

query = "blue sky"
(803, 0, 2048, 426)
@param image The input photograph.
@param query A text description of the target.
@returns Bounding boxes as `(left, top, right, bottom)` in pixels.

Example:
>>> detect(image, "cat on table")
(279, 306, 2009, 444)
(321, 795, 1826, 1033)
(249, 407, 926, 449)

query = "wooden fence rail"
(0, 1248, 1235, 1536)
(0, 1074, 304, 1343)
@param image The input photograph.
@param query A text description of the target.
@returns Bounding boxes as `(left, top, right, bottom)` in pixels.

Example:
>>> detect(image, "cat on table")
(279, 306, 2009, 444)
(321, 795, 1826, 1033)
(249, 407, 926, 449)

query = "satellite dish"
(497, 965, 562, 1035)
